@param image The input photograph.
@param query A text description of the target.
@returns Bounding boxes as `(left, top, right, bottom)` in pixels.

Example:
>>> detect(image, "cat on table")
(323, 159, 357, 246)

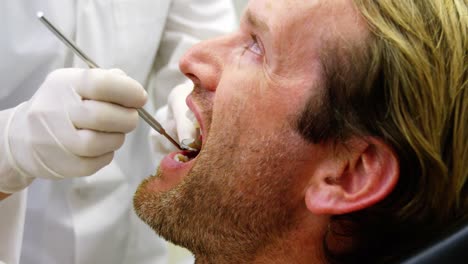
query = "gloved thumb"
(167, 81, 196, 142)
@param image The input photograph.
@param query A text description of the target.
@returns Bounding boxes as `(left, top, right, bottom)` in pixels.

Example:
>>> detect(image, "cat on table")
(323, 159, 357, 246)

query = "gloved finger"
(168, 81, 193, 106)
(70, 100, 139, 133)
(167, 82, 196, 141)
(108, 68, 126, 76)
(32, 138, 116, 178)
(64, 129, 125, 157)
(175, 110, 198, 142)
(74, 68, 148, 108)
(71, 151, 115, 177)
(154, 105, 176, 138)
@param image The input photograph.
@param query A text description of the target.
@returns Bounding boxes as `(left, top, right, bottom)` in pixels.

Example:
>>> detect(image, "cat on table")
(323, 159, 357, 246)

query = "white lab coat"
(0, 0, 236, 263)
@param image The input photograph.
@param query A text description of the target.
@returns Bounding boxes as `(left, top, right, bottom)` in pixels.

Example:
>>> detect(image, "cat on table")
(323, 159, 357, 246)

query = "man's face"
(135, 0, 367, 258)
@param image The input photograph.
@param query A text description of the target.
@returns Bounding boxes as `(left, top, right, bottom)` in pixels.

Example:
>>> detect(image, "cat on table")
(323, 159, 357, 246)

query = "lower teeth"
(174, 154, 189, 163)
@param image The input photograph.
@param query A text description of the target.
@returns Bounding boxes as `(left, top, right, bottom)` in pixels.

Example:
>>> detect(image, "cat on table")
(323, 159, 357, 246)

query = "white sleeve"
(0, 190, 27, 264)
(0, 107, 35, 194)
(146, 0, 238, 110)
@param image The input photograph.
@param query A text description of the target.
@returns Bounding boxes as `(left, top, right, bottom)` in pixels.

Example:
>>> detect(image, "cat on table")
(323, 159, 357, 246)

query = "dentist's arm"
(0, 68, 147, 199)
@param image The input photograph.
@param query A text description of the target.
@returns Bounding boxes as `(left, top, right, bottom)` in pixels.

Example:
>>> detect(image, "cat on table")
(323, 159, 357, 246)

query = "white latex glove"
(151, 81, 196, 154)
(0, 68, 147, 193)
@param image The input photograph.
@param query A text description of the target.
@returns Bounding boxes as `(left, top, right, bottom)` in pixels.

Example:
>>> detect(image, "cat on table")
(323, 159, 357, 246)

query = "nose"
(179, 36, 229, 92)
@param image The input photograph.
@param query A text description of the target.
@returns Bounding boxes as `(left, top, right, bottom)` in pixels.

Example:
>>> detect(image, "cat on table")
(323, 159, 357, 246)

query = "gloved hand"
(0, 68, 147, 193)
(150, 81, 197, 155)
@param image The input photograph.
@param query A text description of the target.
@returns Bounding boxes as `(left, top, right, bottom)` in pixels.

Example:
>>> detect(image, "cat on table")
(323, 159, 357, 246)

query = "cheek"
(213, 67, 263, 119)
(211, 63, 315, 148)
(216, 67, 291, 118)
(215, 86, 286, 145)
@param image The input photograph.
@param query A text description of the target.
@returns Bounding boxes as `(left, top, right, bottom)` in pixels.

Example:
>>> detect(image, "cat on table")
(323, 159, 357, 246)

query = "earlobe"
(305, 138, 399, 215)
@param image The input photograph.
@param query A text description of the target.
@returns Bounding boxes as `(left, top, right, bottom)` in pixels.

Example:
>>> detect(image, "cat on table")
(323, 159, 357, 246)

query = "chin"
(133, 93, 208, 228)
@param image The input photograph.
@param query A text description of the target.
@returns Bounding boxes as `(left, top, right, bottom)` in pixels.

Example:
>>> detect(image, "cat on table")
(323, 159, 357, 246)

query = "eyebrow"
(245, 9, 270, 34)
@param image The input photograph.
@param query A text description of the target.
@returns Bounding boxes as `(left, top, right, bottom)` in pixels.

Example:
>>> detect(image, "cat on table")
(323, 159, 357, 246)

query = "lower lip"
(148, 151, 197, 192)
(160, 151, 197, 170)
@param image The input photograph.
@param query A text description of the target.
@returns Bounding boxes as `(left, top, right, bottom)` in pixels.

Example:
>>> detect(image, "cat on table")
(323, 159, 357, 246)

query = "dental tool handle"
(37, 12, 183, 150)
(37, 12, 99, 69)
(136, 108, 183, 150)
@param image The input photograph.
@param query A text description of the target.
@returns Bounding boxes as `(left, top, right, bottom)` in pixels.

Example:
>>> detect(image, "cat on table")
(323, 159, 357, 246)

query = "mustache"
(191, 85, 213, 121)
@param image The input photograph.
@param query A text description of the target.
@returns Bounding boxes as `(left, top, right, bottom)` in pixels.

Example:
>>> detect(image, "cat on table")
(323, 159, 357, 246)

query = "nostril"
(178, 41, 222, 92)
(185, 73, 201, 86)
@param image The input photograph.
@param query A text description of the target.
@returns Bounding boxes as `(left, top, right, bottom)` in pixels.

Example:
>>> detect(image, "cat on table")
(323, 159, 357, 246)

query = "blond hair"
(315, 0, 468, 262)
(355, 0, 467, 219)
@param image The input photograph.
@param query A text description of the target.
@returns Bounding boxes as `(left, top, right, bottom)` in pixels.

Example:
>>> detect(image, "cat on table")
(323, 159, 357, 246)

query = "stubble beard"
(134, 124, 306, 261)
(134, 83, 308, 260)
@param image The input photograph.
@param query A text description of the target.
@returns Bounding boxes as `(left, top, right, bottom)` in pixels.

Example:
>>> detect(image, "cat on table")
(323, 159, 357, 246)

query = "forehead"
(246, 0, 365, 30)
(245, 0, 368, 71)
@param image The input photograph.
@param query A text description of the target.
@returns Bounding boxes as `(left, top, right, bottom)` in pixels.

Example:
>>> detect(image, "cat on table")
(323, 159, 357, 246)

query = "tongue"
(185, 149, 200, 160)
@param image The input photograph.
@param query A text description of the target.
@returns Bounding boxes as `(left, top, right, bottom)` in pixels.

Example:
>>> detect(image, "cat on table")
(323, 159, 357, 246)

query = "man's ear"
(305, 138, 399, 215)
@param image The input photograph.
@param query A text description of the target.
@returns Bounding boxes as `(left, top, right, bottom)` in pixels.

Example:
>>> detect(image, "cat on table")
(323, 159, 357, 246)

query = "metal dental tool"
(37, 11, 184, 150)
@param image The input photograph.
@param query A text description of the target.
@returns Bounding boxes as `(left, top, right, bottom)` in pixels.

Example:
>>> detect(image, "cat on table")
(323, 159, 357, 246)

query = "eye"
(245, 34, 263, 56)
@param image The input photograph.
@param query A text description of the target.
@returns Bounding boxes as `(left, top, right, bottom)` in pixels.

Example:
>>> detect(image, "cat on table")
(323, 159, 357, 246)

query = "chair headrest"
(401, 224, 468, 264)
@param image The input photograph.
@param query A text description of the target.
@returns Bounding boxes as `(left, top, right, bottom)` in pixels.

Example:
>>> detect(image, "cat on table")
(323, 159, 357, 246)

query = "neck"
(194, 216, 329, 264)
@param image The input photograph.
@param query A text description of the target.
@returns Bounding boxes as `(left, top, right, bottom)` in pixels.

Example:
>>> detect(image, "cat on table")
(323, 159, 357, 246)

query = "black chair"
(401, 224, 468, 264)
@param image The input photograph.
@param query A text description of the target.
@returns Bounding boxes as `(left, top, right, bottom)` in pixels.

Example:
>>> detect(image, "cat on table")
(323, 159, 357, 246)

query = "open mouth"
(174, 122, 202, 163)
(170, 97, 205, 164)
(174, 149, 200, 163)
(153, 95, 205, 191)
